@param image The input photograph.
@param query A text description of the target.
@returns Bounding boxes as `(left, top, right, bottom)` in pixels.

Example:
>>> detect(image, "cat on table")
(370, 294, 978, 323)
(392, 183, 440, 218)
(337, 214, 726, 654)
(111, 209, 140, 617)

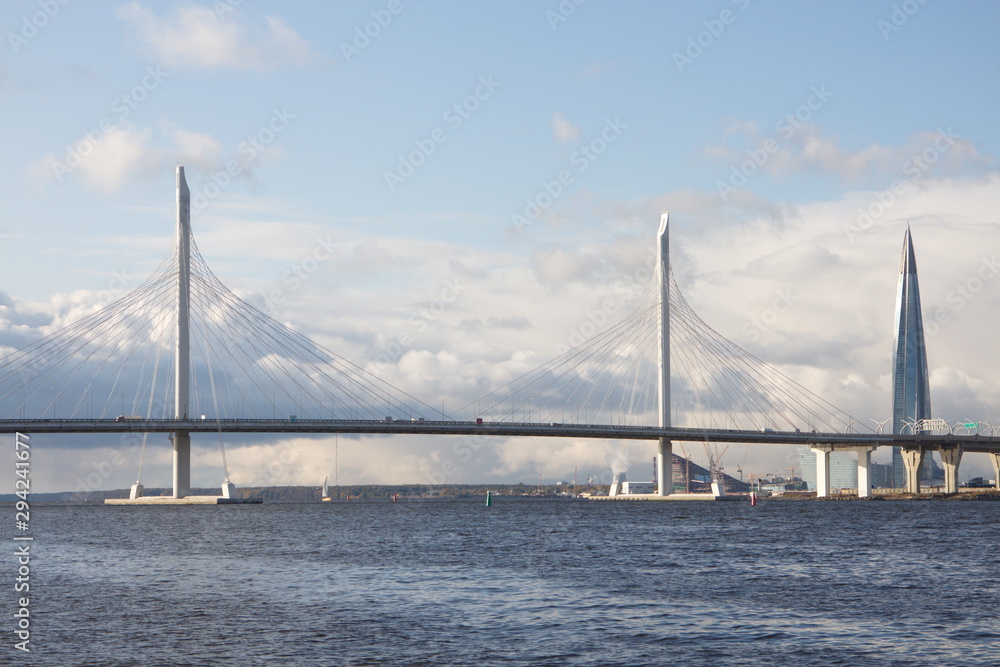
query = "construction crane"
(738, 446, 750, 484)
(702, 443, 730, 490)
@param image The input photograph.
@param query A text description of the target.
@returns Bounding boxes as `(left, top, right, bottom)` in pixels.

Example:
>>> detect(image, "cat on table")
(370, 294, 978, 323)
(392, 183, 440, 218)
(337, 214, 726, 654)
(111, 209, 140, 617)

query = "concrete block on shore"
(104, 495, 262, 505)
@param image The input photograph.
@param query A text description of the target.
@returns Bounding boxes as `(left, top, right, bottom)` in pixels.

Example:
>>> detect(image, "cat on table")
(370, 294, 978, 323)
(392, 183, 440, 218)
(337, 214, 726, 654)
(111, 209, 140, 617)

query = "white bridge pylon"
(173, 165, 192, 498)
(656, 212, 671, 496)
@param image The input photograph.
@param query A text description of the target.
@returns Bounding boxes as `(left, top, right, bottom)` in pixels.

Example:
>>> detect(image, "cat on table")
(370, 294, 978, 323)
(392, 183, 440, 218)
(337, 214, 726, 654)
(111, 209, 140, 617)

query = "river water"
(7, 497, 1000, 666)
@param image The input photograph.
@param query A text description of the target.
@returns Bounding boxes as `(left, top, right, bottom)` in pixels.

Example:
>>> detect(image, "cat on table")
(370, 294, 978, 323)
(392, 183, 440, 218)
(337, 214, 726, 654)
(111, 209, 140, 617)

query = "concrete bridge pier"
(811, 445, 833, 498)
(172, 432, 191, 498)
(939, 445, 963, 494)
(846, 445, 876, 498)
(656, 438, 672, 496)
(989, 452, 1000, 490)
(901, 448, 926, 494)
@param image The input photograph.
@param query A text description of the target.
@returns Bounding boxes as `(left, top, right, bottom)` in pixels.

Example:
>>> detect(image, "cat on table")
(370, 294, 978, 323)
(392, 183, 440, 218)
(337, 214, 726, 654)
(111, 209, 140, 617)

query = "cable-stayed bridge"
(2, 166, 997, 499)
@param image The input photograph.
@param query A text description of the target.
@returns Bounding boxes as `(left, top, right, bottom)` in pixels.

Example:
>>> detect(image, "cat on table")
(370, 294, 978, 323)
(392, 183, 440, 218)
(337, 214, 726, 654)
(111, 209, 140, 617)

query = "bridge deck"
(2, 419, 998, 452)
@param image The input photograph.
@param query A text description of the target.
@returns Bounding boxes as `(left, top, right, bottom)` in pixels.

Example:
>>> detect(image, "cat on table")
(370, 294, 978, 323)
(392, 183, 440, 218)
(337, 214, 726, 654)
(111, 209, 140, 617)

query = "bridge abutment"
(901, 448, 925, 494)
(939, 446, 963, 494)
(991, 453, 1000, 490)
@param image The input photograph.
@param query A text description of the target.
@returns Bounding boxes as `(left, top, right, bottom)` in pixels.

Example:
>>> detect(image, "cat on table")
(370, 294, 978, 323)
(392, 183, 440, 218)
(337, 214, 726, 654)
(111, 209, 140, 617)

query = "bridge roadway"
(2, 419, 999, 453)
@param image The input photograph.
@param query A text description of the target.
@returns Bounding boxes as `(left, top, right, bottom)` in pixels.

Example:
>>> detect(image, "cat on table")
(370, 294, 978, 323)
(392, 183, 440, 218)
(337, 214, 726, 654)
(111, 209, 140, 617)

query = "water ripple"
(12, 498, 1000, 665)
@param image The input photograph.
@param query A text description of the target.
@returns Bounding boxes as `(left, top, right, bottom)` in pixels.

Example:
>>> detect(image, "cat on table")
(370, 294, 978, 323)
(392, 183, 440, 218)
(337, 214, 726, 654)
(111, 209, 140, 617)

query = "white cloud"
(529, 246, 599, 285)
(117, 2, 317, 72)
(551, 112, 581, 144)
(28, 125, 152, 192)
(169, 127, 226, 167)
(28, 124, 224, 192)
(709, 124, 994, 184)
(489, 437, 630, 481)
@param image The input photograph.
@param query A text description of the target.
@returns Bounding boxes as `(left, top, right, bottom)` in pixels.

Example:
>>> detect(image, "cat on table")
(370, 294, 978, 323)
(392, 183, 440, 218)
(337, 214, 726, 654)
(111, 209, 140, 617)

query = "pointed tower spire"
(899, 223, 918, 275)
(891, 224, 933, 489)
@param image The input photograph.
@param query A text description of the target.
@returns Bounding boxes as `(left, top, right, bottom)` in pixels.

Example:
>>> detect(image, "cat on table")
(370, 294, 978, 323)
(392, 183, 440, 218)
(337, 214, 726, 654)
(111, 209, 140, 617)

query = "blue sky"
(2, 0, 998, 491)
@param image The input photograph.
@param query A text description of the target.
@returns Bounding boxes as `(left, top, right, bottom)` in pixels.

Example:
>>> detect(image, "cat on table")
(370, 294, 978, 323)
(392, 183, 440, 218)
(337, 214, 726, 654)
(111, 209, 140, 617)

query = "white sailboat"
(321, 475, 332, 502)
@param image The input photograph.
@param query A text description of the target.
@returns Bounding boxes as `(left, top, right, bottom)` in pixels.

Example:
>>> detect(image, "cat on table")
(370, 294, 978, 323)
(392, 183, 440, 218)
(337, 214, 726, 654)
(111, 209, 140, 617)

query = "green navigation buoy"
(485, 491, 492, 507)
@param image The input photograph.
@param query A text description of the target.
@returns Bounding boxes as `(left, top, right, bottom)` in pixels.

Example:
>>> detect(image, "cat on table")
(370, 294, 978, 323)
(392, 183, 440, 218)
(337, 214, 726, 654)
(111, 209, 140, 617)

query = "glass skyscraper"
(890, 225, 934, 487)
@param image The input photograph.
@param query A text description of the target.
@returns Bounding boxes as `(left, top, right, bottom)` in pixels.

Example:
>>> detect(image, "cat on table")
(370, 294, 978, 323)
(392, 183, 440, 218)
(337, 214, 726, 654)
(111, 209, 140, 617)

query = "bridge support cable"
(198, 301, 231, 486)
(0, 247, 440, 425)
(667, 274, 861, 433)
(184, 243, 435, 421)
(0, 261, 176, 419)
(0, 223, 438, 430)
(465, 217, 866, 439)
(132, 331, 169, 498)
(459, 288, 661, 425)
